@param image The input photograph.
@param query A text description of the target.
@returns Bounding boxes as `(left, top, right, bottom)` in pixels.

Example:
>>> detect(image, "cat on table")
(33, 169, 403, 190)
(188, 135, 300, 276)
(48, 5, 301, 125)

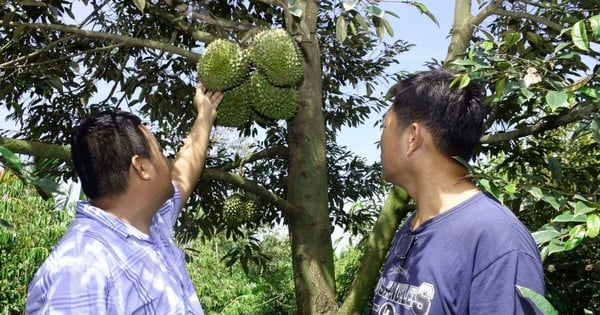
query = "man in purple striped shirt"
(26, 86, 222, 314)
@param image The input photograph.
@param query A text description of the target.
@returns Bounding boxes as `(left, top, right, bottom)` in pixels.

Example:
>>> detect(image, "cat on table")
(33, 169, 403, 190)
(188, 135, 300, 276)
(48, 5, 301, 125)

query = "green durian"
(249, 72, 299, 120)
(197, 39, 249, 91)
(216, 81, 252, 128)
(250, 29, 304, 87)
(222, 193, 246, 227)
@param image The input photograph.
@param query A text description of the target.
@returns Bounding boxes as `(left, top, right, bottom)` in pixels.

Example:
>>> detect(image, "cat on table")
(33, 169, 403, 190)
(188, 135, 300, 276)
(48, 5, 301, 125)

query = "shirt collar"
(75, 201, 151, 241)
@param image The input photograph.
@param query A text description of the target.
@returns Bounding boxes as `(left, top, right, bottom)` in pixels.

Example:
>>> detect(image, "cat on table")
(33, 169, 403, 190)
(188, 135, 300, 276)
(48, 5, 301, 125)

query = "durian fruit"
(242, 195, 260, 224)
(249, 72, 299, 120)
(216, 81, 252, 128)
(197, 39, 249, 91)
(250, 29, 304, 87)
(222, 193, 246, 227)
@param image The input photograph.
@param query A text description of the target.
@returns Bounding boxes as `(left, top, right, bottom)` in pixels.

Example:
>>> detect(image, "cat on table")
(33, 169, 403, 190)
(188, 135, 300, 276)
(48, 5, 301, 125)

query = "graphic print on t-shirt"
(373, 277, 435, 315)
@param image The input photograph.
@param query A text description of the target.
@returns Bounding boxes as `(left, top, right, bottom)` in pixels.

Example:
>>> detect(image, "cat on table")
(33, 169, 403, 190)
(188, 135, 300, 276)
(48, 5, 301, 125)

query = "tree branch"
(471, 0, 504, 26)
(492, 7, 563, 33)
(339, 186, 411, 314)
(546, 263, 600, 274)
(218, 145, 288, 171)
(0, 136, 70, 161)
(200, 168, 298, 217)
(11, 22, 202, 62)
(0, 135, 297, 217)
(481, 102, 600, 144)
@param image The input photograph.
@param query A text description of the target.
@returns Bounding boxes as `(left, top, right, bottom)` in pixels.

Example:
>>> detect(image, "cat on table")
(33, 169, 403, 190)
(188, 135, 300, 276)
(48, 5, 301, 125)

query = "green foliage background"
(0, 174, 72, 313)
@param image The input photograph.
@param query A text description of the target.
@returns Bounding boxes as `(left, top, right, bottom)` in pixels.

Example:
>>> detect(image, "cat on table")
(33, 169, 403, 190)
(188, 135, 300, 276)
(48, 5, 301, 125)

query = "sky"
(337, 1, 454, 163)
(0, 1, 455, 162)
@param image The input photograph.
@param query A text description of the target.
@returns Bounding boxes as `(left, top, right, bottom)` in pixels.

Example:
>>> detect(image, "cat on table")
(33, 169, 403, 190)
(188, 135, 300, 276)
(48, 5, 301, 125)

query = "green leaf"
(481, 41, 494, 51)
(502, 32, 520, 47)
(409, 1, 439, 27)
(504, 182, 516, 194)
(532, 227, 561, 245)
(590, 15, 600, 40)
(580, 86, 600, 98)
(342, 0, 359, 11)
(552, 213, 586, 223)
(132, 0, 145, 13)
(459, 74, 470, 89)
(372, 16, 384, 40)
(336, 16, 347, 42)
(586, 214, 600, 238)
(547, 157, 562, 181)
(571, 20, 589, 51)
(366, 5, 385, 18)
(542, 194, 562, 211)
(353, 13, 369, 32)
(0, 145, 23, 170)
(517, 286, 558, 315)
(382, 18, 394, 37)
(385, 11, 400, 19)
(545, 91, 568, 111)
(574, 201, 596, 216)
(546, 239, 566, 256)
(524, 185, 544, 200)
(69, 61, 80, 73)
(553, 42, 571, 54)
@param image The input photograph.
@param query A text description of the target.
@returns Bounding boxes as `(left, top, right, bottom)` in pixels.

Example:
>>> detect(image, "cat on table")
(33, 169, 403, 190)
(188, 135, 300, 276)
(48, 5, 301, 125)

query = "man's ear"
(131, 155, 152, 180)
(406, 122, 424, 156)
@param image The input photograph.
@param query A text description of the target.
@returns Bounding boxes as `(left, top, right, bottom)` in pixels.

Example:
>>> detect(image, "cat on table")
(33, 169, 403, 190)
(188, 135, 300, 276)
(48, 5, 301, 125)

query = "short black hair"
(71, 110, 151, 199)
(391, 69, 485, 160)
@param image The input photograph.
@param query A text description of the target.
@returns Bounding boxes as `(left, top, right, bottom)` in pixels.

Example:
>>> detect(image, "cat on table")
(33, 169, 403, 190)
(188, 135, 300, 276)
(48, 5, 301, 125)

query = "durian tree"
(1, 0, 599, 313)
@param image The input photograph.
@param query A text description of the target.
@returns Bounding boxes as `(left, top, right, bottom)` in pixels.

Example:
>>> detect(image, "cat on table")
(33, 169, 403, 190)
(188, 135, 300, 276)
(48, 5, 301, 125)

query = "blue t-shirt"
(371, 192, 545, 315)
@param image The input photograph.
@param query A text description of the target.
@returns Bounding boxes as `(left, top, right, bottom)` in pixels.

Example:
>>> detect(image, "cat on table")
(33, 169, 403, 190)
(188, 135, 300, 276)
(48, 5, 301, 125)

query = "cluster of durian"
(197, 29, 304, 128)
(222, 193, 259, 228)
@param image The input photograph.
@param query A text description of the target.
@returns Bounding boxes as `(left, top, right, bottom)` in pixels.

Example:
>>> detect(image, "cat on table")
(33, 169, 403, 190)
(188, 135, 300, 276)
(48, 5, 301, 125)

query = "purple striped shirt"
(26, 184, 204, 314)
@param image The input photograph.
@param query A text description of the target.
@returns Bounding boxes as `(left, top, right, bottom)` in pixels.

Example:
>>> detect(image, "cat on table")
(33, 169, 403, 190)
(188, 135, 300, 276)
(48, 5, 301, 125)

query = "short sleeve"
(469, 250, 545, 315)
(26, 262, 110, 314)
(157, 183, 182, 230)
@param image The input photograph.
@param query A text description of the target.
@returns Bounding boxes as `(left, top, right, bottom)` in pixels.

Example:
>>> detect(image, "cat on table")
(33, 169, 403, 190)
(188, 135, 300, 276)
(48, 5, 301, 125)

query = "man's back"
(26, 188, 203, 314)
(371, 192, 545, 315)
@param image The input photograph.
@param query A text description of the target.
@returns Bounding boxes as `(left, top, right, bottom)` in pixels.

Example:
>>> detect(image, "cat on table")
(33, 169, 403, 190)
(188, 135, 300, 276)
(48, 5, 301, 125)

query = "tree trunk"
(339, 186, 410, 314)
(285, 1, 337, 313)
(444, 0, 474, 65)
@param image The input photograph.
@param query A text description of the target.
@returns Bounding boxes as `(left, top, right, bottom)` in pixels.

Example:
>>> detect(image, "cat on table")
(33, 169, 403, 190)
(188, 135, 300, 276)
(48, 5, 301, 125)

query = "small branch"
(12, 22, 201, 62)
(187, 11, 256, 33)
(481, 102, 599, 144)
(471, 0, 504, 26)
(492, 7, 563, 32)
(201, 168, 298, 217)
(218, 145, 288, 171)
(0, 35, 75, 69)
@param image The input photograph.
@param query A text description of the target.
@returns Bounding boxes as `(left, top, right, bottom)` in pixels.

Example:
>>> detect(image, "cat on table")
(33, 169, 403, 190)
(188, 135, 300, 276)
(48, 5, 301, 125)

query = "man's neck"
(409, 164, 479, 231)
(91, 196, 156, 235)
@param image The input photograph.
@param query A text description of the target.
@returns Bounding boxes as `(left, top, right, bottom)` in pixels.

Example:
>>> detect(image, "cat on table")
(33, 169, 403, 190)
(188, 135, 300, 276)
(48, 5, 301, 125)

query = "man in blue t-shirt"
(373, 69, 545, 314)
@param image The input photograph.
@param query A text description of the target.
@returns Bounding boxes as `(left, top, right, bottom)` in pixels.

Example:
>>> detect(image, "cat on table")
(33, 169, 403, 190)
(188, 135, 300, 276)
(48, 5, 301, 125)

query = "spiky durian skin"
(216, 81, 252, 128)
(222, 193, 246, 227)
(249, 72, 299, 120)
(243, 197, 260, 224)
(250, 29, 304, 87)
(197, 39, 249, 91)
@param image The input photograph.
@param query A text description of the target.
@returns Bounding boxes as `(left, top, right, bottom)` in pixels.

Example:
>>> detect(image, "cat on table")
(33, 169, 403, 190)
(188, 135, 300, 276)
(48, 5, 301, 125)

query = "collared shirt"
(26, 184, 204, 314)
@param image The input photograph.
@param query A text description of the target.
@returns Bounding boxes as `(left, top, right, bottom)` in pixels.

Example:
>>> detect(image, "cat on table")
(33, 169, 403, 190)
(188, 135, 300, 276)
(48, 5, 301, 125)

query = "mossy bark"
(285, 1, 337, 313)
(338, 187, 410, 314)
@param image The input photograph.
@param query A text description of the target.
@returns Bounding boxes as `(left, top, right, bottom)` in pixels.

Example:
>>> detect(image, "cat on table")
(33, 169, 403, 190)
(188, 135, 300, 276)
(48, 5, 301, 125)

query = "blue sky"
(337, 1, 454, 163)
